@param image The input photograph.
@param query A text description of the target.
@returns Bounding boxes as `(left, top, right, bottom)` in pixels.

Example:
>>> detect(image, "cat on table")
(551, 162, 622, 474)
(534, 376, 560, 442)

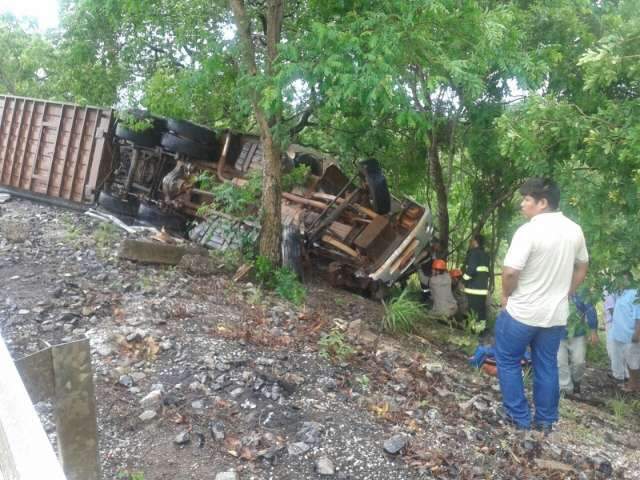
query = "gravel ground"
(1, 197, 639, 480)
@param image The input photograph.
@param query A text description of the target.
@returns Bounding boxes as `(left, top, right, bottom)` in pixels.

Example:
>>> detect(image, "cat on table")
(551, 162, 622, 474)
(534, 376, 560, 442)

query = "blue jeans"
(495, 309, 565, 429)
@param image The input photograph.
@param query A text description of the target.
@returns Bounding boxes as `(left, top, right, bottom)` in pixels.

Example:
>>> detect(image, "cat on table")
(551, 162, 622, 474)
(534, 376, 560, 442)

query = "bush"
(282, 164, 311, 191)
(253, 256, 306, 305)
(318, 327, 354, 361)
(196, 170, 262, 218)
(382, 289, 426, 333)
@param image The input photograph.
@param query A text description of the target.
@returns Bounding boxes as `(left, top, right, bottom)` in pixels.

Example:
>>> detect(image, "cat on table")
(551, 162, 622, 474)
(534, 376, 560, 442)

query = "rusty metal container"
(0, 94, 113, 204)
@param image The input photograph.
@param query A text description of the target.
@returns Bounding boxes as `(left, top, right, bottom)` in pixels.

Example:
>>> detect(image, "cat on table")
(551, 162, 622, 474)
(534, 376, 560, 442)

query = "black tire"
(115, 124, 161, 149)
(166, 118, 216, 146)
(160, 132, 218, 160)
(136, 202, 187, 234)
(281, 223, 304, 279)
(359, 159, 391, 215)
(97, 190, 140, 217)
(293, 153, 323, 176)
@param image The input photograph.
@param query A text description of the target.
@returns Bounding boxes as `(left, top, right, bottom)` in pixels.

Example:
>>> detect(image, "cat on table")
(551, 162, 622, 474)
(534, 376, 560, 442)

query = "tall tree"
(497, 0, 640, 290)
(286, 0, 526, 253)
(229, 0, 285, 263)
(0, 14, 57, 98)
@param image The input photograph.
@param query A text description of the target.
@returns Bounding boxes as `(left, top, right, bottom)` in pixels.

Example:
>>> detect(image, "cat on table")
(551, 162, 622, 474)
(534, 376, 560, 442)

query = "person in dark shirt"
(463, 234, 490, 321)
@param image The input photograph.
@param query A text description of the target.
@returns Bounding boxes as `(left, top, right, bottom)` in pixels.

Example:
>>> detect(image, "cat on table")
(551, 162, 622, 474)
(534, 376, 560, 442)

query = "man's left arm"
(570, 230, 589, 296)
(501, 267, 521, 308)
(569, 262, 588, 296)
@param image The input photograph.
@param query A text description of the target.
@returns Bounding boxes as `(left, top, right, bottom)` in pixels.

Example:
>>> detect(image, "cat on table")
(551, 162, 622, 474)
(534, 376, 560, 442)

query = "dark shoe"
(608, 373, 627, 383)
(621, 369, 640, 393)
(533, 423, 553, 436)
(497, 407, 530, 430)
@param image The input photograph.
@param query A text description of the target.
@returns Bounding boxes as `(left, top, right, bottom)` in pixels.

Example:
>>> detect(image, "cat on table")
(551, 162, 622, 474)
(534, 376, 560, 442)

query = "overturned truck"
(0, 94, 433, 296)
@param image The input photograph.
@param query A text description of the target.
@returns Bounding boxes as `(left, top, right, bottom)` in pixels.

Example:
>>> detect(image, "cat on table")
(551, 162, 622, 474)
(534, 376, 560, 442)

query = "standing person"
(603, 291, 624, 382)
(558, 293, 598, 395)
(428, 259, 458, 317)
(608, 276, 640, 391)
(463, 234, 491, 321)
(495, 178, 589, 433)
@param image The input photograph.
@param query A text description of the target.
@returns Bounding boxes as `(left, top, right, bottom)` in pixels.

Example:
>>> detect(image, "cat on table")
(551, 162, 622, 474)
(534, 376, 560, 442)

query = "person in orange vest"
(463, 234, 490, 321)
(428, 259, 458, 317)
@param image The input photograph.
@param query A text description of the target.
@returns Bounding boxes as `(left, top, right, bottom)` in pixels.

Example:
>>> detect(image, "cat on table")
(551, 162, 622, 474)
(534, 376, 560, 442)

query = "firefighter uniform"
(463, 246, 490, 321)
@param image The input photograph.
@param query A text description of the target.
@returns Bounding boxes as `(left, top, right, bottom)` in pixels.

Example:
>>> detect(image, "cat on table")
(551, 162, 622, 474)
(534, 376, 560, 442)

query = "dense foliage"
(1, 0, 638, 288)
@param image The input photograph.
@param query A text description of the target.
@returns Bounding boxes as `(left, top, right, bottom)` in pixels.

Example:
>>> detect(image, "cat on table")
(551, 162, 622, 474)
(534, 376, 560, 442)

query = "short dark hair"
(472, 234, 485, 249)
(519, 177, 560, 210)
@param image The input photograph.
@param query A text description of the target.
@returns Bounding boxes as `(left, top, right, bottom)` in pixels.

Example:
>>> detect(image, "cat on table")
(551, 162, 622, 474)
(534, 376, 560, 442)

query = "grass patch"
(117, 471, 145, 480)
(382, 289, 426, 333)
(318, 327, 355, 361)
(209, 248, 243, 274)
(254, 255, 306, 306)
(586, 331, 609, 368)
(93, 222, 119, 250)
(607, 394, 640, 425)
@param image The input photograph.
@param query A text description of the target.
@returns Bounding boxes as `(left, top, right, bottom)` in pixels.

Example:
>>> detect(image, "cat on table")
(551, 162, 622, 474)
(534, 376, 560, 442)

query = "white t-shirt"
(504, 212, 588, 328)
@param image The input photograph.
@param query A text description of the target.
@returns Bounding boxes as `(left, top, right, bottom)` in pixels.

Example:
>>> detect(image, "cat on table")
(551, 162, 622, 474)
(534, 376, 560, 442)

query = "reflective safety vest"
(463, 247, 490, 296)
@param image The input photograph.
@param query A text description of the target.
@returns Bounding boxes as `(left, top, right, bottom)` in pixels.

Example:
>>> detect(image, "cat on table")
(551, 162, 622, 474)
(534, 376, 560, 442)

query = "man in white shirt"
(496, 178, 588, 433)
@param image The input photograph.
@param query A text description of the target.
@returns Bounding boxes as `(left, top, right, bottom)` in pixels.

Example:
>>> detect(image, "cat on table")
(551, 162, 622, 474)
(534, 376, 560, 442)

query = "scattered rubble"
(0, 197, 639, 479)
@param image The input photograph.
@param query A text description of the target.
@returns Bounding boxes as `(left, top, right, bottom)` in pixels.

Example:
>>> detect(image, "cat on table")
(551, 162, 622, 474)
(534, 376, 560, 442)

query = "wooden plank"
(311, 192, 378, 219)
(321, 235, 359, 257)
(76, 108, 101, 202)
(45, 105, 66, 195)
(354, 215, 390, 249)
(66, 108, 89, 200)
(28, 101, 48, 189)
(5, 99, 28, 187)
(119, 239, 209, 265)
(56, 106, 78, 197)
(282, 191, 328, 210)
(0, 97, 7, 160)
(0, 97, 20, 182)
(309, 189, 360, 243)
(16, 100, 38, 188)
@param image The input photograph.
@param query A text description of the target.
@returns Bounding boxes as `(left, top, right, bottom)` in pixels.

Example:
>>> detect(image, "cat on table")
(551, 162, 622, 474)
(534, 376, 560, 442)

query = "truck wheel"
(359, 159, 391, 215)
(115, 124, 160, 149)
(281, 223, 304, 279)
(97, 190, 140, 217)
(160, 132, 218, 161)
(166, 118, 216, 146)
(136, 202, 187, 235)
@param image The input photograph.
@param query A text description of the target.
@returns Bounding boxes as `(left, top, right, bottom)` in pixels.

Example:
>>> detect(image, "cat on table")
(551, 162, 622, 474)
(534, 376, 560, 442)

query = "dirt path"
(1, 197, 639, 479)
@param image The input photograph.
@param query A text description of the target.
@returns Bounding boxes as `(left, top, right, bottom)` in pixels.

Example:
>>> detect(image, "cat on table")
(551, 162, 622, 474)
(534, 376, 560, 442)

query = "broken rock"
(140, 390, 162, 409)
(296, 422, 323, 445)
(209, 420, 225, 441)
(139, 410, 157, 421)
(383, 434, 408, 455)
(174, 431, 191, 445)
(287, 442, 311, 456)
(215, 471, 239, 480)
(316, 456, 336, 476)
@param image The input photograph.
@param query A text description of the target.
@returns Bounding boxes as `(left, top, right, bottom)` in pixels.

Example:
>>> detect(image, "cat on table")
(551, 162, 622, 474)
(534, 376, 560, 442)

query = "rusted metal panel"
(0, 94, 114, 204)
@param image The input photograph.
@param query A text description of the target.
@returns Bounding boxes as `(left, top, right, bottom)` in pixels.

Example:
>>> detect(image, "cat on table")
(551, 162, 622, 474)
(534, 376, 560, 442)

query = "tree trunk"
(230, 0, 284, 264)
(258, 129, 282, 263)
(428, 131, 449, 254)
